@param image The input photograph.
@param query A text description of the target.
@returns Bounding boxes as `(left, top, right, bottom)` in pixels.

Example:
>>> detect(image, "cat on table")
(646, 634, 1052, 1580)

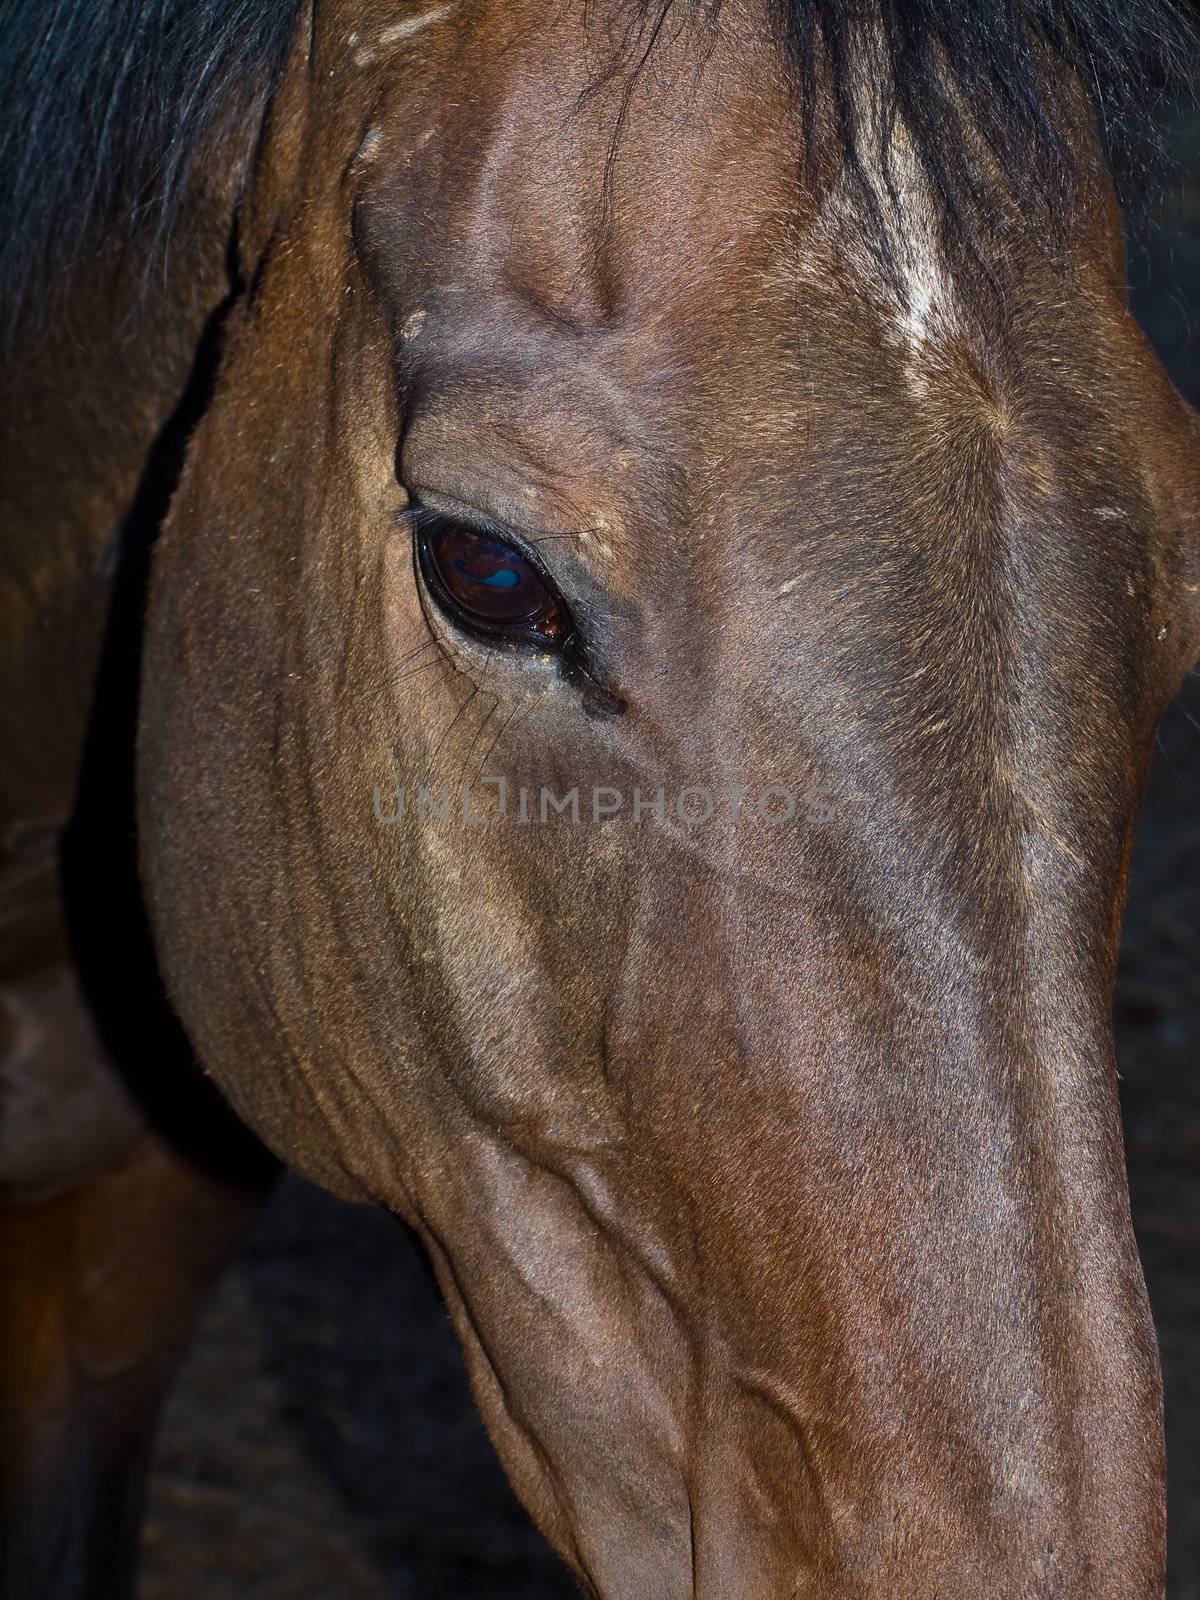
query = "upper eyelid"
(404, 498, 564, 590)
(402, 482, 576, 553)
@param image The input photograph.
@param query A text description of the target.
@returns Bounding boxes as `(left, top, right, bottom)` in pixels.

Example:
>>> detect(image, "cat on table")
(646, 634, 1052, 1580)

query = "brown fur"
(4, 2, 1200, 1595)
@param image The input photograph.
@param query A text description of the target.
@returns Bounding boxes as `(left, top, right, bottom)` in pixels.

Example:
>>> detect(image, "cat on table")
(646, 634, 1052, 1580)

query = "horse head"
(139, 3, 1200, 1592)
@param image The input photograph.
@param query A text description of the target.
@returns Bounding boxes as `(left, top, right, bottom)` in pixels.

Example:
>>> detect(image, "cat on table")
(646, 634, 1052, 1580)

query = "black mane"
(767, 0, 1194, 252)
(0, 0, 302, 321)
(0, 0, 1193, 322)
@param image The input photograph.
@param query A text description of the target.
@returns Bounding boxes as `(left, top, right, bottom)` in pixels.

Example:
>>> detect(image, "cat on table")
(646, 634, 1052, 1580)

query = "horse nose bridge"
(602, 873, 1148, 1354)
(593, 1041, 1160, 1600)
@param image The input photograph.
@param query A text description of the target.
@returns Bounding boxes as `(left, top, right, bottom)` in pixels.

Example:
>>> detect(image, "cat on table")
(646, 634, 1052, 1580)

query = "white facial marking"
(584, 512, 614, 560)
(845, 120, 957, 397)
(895, 242, 943, 354)
(889, 207, 954, 401)
(378, 5, 457, 46)
(401, 309, 427, 340)
(351, 4, 456, 65)
(354, 125, 383, 165)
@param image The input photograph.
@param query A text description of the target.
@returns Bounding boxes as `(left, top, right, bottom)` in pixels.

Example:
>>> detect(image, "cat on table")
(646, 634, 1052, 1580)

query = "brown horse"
(2, 1, 1199, 1595)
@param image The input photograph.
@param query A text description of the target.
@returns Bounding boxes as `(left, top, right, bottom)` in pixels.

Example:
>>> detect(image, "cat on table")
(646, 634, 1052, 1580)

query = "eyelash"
(406, 504, 554, 576)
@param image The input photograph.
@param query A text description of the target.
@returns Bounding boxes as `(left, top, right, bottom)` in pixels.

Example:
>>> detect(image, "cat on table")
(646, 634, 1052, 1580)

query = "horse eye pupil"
(453, 559, 520, 590)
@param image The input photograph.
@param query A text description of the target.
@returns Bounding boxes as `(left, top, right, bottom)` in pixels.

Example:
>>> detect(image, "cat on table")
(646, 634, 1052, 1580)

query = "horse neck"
(0, 187, 237, 827)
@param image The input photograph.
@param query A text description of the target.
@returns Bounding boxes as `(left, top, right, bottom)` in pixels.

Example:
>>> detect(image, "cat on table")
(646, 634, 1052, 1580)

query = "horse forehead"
(346, 4, 969, 440)
(345, 3, 1156, 588)
(352, 0, 804, 321)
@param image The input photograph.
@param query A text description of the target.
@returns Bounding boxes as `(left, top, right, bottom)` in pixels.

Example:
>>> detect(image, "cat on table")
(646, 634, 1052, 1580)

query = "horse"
(2, 0, 1198, 1595)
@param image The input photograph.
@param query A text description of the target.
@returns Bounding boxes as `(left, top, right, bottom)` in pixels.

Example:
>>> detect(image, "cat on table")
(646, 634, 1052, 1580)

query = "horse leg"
(0, 831, 273, 1600)
(0, 1136, 268, 1600)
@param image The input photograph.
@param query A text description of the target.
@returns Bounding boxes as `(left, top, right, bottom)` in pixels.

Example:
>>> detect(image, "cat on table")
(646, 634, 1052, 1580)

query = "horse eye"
(416, 514, 569, 646)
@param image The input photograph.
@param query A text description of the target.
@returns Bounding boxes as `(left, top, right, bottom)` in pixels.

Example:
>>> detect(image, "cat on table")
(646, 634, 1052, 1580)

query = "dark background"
(139, 127, 1200, 1600)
